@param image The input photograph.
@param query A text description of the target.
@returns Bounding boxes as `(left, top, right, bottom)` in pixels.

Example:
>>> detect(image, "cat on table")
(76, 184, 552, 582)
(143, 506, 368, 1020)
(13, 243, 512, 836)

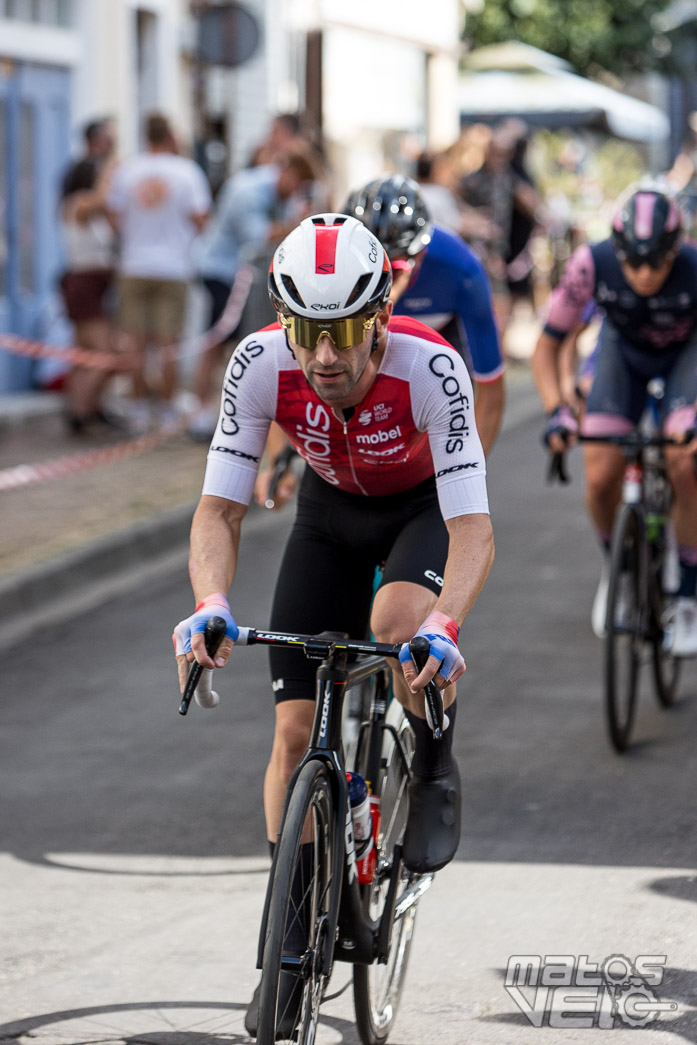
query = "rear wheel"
(605, 506, 643, 753)
(257, 761, 334, 1045)
(353, 700, 423, 1045)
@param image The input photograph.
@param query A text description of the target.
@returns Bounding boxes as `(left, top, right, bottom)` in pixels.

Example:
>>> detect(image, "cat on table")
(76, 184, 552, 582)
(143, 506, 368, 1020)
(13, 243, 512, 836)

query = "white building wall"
(69, 0, 193, 159)
(216, 0, 300, 174)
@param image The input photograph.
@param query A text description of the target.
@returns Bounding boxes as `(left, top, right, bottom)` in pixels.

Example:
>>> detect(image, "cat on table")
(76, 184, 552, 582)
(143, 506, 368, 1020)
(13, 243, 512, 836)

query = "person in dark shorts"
(173, 213, 495, 1036)
(533, 183, 697, 656)
(58, 120, 117, 433)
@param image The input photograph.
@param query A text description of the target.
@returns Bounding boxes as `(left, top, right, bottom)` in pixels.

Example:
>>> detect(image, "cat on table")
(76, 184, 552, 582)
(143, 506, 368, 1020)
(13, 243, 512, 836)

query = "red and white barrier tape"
(0, 416, 190, 492)
(0, 263, 255, 372)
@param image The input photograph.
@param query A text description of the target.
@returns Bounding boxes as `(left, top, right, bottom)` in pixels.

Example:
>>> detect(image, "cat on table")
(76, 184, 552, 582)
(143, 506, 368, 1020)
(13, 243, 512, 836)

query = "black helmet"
(343, 174, 432, 260)
(611, 184, 683, 268)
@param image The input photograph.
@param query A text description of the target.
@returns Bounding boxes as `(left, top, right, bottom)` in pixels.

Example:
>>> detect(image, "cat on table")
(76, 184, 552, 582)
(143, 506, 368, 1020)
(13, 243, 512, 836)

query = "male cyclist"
(344, 174, 506, 456)
(173, 214, 494, 1035)
(532, 184, 697, 655)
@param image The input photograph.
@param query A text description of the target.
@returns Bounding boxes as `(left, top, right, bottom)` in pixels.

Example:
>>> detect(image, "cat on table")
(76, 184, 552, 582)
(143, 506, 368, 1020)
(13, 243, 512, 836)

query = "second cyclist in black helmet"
(344, 174, 505, 456)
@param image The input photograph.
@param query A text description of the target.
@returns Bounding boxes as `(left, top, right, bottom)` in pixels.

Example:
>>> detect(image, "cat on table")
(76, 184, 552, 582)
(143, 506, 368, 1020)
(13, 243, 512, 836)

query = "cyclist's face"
(289, 302, 392, 407)
(621, 254, 674, 296)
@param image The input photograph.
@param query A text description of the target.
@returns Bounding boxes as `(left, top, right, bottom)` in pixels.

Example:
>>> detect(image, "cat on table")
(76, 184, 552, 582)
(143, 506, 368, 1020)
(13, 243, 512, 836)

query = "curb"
(0, 503, 196, 645)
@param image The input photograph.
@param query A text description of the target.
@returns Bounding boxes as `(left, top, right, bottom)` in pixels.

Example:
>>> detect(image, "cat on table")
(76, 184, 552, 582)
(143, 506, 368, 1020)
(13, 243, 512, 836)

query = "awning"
(459, 44, 670, 142)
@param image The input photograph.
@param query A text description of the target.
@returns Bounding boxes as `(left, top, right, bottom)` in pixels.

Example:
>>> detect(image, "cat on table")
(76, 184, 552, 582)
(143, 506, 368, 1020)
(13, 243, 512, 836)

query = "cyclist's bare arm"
(438, 513, 494, 623)
(532, 330, 566, 412)
(474, 376, 505, 457)
(407, 512, 494, 692)
(177, 494, 247, 686)
(253, 422, 297, 509)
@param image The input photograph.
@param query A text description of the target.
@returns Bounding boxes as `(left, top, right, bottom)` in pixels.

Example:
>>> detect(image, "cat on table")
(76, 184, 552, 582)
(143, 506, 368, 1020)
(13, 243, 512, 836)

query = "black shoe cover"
(403, 762, 461, 873)
(244, 973, 303, 1040)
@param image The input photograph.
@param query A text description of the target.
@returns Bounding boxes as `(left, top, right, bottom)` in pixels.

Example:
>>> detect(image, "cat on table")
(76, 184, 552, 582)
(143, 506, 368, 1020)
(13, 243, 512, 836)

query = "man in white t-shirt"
(107, 112, 211, 429)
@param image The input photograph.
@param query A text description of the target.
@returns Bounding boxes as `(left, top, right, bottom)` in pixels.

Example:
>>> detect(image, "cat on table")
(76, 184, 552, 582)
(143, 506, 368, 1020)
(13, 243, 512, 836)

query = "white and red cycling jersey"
(202, 315, 489, 520)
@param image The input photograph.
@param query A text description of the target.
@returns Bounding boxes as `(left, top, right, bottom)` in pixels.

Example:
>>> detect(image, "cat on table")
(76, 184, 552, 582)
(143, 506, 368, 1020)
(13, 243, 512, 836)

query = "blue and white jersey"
(392, 224, 505, 383)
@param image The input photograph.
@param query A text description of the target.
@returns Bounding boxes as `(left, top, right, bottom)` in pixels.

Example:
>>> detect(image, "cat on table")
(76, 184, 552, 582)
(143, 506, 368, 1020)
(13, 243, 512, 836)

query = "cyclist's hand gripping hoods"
(543, 404, 578, 448)
(172, 593, 239, 660)
(399, 611, 466, 689)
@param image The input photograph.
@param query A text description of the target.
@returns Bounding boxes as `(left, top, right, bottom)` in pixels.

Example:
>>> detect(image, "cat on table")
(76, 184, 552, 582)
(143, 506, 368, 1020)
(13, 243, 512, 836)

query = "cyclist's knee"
(584, 461, 621, 505)
(371, 581, 435, 645)
(665, 448, 697, 492)
(271, 701, 314, 774)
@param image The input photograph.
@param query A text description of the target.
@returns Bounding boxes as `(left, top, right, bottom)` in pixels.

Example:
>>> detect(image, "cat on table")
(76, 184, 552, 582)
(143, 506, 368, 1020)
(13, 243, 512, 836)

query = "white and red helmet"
(268, 213, 393, 320)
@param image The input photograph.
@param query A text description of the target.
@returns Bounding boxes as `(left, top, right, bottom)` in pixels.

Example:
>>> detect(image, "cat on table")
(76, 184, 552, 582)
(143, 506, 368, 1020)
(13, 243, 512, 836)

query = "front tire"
(353, 701, 419, 1045)
(257, 761, 334, 1045)
(605, 505, 643, 753)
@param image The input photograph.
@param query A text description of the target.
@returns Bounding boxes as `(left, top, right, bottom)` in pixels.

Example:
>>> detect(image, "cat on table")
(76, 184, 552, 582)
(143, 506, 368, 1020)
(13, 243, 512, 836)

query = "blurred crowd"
(54, 105, 688, 443)
(56, 110, 330, 439)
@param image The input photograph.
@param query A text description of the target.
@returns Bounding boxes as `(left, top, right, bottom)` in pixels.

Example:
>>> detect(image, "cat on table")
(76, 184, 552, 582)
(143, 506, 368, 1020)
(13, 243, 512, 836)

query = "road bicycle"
(180, 619, 443, 1044)
(549, 379, 693, 752)
(580, 424, 683, 752)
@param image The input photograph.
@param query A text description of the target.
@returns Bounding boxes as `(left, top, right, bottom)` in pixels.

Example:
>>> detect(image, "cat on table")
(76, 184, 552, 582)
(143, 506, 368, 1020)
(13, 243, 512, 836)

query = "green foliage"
(530, 130, 646, 241)
(464, 0, 677, 78)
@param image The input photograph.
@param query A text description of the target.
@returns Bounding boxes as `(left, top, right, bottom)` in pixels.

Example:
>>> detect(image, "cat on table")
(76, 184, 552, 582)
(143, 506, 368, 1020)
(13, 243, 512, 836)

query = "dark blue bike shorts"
(268, 465, 449, 703)
(584, 320, 697, 428)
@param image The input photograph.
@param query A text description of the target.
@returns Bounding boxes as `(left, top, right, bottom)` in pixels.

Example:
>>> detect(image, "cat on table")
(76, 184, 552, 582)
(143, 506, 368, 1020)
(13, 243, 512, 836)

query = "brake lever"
(408, 634, 445, 740)
(547, 451, 570, 485)
(178, 616, 227, 716)
(265, 445, 298, 509)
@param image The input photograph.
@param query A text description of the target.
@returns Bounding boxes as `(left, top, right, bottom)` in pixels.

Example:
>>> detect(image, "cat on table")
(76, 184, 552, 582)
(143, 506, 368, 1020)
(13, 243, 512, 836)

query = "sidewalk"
(0, 313, 541, 645)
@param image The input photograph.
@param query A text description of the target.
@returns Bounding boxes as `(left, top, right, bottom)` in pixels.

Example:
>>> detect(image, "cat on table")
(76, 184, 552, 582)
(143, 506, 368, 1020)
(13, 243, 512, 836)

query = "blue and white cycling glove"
(172, 592, 239, 660)
(399, 610, 466, 687)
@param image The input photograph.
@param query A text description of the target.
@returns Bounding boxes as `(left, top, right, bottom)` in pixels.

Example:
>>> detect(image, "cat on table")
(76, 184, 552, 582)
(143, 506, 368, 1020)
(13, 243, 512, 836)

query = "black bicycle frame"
(253, 635, 411, 976)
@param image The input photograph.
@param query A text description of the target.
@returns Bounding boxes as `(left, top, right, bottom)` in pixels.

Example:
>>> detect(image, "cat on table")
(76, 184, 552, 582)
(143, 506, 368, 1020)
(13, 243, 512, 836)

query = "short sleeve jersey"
(202, 315, 489, 520)
(543, 240, 697, 352)
(392, 225, 504, 383)
(107, 153, 211, 281)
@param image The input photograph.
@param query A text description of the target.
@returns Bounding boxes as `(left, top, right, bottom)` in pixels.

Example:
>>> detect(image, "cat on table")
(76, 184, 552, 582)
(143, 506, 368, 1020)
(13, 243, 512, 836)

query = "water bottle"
(622, 463, 642, 504)
(346, 772, 378, 884)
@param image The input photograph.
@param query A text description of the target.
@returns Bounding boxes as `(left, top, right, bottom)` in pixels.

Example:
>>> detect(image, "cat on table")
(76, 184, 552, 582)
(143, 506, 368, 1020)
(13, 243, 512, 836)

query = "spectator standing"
(58, 118, 118, 433)
(415, 149, 496, 246)
(665, 111, 697, 241)
(107, 112, 211, 431)
(189, 153, 318, 440)
(60, 117, 115, 196)
(459, 123, 541, 344)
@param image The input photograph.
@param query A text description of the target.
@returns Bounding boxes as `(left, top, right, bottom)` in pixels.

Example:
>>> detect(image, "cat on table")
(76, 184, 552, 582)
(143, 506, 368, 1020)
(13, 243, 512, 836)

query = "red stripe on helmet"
(315, 225, 341, 274)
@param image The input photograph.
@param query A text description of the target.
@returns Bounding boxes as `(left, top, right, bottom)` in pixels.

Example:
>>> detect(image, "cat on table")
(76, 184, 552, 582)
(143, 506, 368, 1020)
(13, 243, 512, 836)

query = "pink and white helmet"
(268, 213, 393, 320)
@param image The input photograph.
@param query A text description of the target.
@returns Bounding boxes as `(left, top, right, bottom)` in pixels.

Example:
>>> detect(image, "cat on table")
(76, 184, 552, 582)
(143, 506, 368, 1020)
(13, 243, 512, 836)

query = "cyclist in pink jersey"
(532, 184, 697, 654)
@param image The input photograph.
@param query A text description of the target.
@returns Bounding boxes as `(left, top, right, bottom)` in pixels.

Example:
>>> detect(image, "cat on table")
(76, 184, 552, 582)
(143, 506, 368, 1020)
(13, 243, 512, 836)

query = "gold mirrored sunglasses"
(279, 312, 378, 351)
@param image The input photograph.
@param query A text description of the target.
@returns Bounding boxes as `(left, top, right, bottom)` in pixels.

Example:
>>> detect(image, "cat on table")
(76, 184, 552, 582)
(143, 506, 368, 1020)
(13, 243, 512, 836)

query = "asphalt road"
(2, 406, 697, 1043)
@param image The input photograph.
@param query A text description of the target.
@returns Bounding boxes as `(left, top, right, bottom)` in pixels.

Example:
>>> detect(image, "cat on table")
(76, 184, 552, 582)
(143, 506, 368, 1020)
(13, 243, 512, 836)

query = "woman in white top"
(59, 158, 117, 432)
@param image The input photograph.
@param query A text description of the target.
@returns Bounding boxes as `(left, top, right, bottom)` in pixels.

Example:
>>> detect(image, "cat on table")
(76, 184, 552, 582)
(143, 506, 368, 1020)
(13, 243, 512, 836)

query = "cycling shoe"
(403, 762, 461, 873)
(244, 972, 303, 1040)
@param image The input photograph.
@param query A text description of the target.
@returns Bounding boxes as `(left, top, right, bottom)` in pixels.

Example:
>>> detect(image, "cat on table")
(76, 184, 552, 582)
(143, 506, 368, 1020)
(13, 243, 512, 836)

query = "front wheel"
(257, 761, 334, 1045)
(650, 557, 682, 708)
(353, 701, 422, 1045)
(605, 505, 643, 753)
